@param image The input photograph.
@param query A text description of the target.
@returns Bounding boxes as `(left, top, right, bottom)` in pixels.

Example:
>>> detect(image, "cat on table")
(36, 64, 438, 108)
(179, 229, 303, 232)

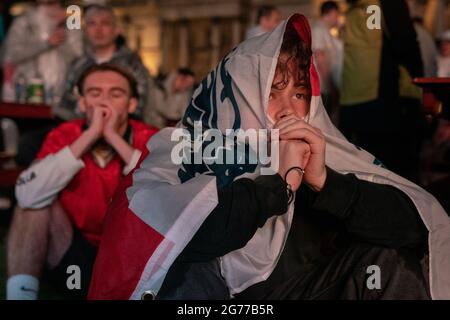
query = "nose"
(93, 93, 112, 108)
(274, 98, 295, 121)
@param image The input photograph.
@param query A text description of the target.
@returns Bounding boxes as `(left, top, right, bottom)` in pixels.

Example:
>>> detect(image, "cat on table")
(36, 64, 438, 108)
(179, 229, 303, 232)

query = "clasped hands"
(275, 114, 327, 193)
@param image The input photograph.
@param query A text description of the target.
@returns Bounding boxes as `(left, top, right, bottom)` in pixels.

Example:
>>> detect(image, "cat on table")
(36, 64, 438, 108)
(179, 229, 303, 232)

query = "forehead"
(272, 58, 310, 88)
(83, 71, 130, 91)
(270, 9, 282, 18)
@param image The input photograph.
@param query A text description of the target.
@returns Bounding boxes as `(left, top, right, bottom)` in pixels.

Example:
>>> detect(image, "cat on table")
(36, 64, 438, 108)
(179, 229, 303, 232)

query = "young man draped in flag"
(7, 63, 158, 300)
(89, 15, 450, 300)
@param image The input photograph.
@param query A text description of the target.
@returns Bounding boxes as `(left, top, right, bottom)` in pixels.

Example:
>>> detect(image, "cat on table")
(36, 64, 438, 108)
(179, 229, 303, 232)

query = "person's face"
(261, 10, 282, 31)
(173, 74, 195, 92)
(267, 56, 310, 123)
(79, 71, 137, 126)
(323, 9, 340, 28)
(440, 40, 450, 57)
(85, 11, 118, 49)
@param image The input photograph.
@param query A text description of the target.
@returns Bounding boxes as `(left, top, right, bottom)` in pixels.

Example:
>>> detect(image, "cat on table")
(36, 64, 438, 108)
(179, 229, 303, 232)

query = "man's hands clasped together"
(87, 104, 122, 144)
(275, 114, 327, 193)
(70, 103, 134, 165)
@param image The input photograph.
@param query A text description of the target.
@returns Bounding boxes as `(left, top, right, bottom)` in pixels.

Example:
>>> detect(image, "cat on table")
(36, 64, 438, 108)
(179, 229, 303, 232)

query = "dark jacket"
(179, 167, 427, 263)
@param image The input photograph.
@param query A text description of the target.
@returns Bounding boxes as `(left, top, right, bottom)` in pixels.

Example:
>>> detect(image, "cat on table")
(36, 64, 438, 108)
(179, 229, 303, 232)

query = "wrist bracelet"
(284, 167, 305, 205)
(284, 166, 305, 181)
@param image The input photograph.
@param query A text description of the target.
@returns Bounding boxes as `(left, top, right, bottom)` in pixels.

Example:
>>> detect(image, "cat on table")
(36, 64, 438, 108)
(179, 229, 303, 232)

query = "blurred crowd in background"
(0, 0, 449, 211)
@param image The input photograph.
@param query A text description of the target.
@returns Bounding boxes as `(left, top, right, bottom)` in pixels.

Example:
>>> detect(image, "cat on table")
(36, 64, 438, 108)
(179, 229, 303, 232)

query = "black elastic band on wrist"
(284, 166, 305, 181)
(284, 166, 305, 205)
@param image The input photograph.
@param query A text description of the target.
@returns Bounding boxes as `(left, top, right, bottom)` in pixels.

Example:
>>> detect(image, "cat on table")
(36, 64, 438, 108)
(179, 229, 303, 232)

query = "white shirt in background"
(437, 56, 450, 77)
(311, 20, 343, 94)
(415, 24, 438, 77)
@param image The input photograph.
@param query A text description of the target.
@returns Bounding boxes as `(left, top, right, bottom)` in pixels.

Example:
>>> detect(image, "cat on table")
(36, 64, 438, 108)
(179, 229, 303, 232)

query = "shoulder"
(7, 10, 34, 32)
(52, 119, 84, 135)
(130, 120, 159, 148)
(36, 120, 85, 159)
(18, 10, 35, 23)
(45, 120, 84, 144)
(118, 46, 145, 65)
(69, 55, 91, 71)
(66, 56, 93, 85)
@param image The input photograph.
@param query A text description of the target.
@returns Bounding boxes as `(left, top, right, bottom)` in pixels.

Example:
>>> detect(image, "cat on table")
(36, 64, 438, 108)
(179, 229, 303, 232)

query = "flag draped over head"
(88, 14, 450, 300)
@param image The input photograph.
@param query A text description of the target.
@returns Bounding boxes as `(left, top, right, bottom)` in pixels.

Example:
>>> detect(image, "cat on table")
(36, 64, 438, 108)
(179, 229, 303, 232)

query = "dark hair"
(257, 5, 278, 24)
(272, 27, 312, 99)
(177, 68, 195, 77)
(320, 1, 339, 16)
(76, 63, 139, 98)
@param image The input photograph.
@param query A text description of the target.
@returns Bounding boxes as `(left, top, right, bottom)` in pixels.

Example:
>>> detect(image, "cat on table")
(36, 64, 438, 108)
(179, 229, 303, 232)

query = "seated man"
(6, 63, 158, 300)
(88, 15, 450, 300)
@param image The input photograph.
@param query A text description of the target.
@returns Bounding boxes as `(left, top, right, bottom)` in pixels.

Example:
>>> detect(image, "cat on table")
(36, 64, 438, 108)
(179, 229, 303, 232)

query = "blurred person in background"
(437, 30, 450, 78)
(395, 15, 437, 184)
(312, 0, 343, 124)
(245, 5, 282, 40)
(0, 2, 8, 156)
(1, 0, 83, 107)
(58, 4, 150, 121)
(423, 30, 450, 213)
(2, 0, 82, 169)
(339, 0, 424, 182)
(0, 2, 7, 44)
(144, 68, 195, 128)
(412, 17, 438, 77)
